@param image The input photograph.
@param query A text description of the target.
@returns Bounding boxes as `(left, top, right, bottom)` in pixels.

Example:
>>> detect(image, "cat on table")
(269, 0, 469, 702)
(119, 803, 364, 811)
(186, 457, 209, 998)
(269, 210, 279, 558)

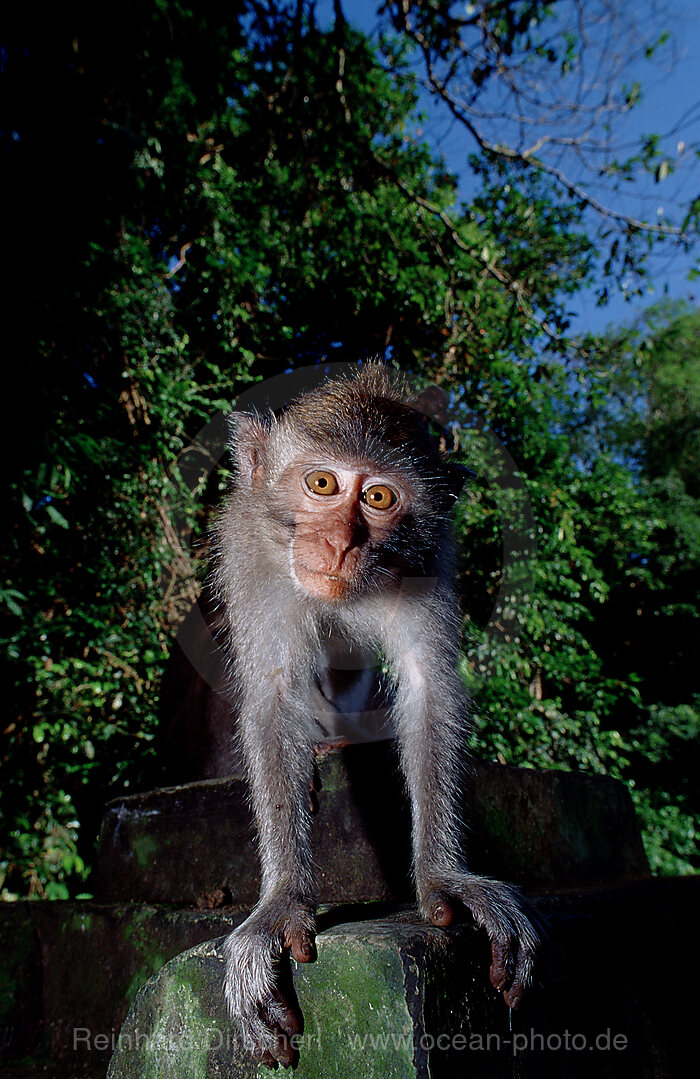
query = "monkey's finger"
(504, 979, 525, 1010)
(268, 1030, 297, 1069)
(285, 926, 317, 963)
(489, 938, 514, 993)
(268, 989, 302, 1039)
(256, 1010, 298, 1069)
(428, 895, 455, 927)
(253, 1044, 278, 1069)
(504, 942, 534, 1010)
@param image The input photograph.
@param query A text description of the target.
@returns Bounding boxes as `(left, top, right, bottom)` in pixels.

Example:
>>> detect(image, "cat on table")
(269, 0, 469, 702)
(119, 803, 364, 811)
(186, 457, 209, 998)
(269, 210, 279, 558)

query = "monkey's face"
(276, 460, 419, 601)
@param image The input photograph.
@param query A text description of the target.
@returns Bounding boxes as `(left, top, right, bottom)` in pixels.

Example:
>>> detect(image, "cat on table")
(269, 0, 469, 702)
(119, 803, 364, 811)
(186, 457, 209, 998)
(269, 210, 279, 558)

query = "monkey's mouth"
(293, 562, 354, 599)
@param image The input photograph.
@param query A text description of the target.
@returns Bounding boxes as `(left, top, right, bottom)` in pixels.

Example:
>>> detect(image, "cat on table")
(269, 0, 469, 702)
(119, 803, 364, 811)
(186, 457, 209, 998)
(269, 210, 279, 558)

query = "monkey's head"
(230, 365, 462, 602)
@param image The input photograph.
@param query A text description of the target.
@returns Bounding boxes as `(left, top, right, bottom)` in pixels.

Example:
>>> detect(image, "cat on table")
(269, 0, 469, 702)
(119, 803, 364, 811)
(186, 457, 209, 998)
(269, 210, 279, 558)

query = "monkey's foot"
(419, 871, 542, 1009)
(223, 900, 316, 1068)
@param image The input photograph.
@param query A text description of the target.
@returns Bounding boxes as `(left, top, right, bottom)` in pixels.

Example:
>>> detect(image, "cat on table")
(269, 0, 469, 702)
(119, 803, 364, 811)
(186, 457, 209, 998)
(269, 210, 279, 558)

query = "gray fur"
(211, 367, 539, 1064)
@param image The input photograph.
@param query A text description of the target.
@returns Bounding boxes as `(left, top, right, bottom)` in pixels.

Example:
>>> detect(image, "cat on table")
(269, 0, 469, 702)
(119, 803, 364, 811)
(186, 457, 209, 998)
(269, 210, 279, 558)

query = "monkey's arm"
(222, 676, 317, 1067)
(389, 597, 540, 1008)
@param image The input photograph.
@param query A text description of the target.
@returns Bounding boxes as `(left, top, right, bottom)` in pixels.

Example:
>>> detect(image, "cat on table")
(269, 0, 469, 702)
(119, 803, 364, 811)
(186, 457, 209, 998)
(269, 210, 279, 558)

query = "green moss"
(292, 931, 415, 1078)
(107, 945, 236, 1079)
(131, 833, 159, 872)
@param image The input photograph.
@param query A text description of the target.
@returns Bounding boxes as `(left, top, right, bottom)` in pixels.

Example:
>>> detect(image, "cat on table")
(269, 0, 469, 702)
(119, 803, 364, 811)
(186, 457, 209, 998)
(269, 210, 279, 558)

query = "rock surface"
(0, 901, 245, 1074)
(2, 745, 687, 1079)
(96, 742, 649, 907)
(106, 879, 699, 1079)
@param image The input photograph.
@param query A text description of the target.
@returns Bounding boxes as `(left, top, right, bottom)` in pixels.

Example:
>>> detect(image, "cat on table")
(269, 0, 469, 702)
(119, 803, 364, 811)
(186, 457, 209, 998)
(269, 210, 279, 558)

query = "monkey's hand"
(419, 871, 541, 1009)
(223, 897, 316, 1068)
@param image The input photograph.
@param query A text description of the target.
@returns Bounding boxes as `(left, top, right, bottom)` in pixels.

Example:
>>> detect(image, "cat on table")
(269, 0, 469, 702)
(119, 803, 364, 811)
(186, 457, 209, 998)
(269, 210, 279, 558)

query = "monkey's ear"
(230, 411, 273, 488)
(413, 384, 450, 426)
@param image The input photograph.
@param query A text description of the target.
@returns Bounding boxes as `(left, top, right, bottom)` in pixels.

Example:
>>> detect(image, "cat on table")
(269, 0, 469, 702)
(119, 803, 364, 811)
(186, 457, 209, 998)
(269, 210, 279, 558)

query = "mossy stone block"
(106, 878, 700, 1079)
(0, 901, 246, 1071)
(105, 912, 487, 1079)
(96, 743, 649, 908)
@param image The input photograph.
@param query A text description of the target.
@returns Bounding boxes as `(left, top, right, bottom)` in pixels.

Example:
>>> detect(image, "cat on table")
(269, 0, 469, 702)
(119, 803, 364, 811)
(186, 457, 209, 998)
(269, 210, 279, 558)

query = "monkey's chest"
(311, 659, 393, 744)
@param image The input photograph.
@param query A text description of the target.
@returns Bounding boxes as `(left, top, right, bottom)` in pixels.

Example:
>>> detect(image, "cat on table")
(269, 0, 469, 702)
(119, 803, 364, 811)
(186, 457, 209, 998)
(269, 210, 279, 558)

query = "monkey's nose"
(320, 535, 353, 572)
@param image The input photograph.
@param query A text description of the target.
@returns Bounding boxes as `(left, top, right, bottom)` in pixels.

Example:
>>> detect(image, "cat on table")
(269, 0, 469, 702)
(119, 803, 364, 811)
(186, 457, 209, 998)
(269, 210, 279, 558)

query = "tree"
(562, 302, 700, 871)
(2, 1, 697, 896)
(383, 0, 700, 308)
(1, 0, 564, 896)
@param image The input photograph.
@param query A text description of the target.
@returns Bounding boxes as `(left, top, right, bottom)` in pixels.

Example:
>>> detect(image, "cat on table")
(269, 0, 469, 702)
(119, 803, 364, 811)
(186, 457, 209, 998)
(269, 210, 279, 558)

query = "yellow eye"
(306, 470, 339, 495)
(363, 484, 396, 510)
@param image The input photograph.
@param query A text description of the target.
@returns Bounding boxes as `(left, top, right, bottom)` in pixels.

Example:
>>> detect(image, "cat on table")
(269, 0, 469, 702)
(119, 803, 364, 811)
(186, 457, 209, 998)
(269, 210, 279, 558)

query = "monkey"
(211, 363, 539, 1067)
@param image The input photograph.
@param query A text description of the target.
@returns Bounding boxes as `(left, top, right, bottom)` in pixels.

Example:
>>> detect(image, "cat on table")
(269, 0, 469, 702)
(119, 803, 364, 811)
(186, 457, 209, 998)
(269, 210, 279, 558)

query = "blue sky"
(318, 0, 700, 338)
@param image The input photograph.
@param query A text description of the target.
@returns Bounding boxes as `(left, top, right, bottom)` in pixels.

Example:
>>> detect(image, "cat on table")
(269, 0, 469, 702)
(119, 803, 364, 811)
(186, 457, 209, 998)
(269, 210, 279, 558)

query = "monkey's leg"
(223, 693, 317, 1067)
(391, 637, 541, 1009)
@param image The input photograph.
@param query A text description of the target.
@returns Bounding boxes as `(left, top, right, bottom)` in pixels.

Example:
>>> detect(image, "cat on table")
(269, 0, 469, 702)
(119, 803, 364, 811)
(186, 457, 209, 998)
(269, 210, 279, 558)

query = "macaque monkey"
(213, 364, 538, 1067)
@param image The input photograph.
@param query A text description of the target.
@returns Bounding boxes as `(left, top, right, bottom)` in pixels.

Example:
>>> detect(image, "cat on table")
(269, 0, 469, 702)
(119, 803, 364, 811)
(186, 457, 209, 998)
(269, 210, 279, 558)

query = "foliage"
(454, 300, 699, 873)
(2, 1, 698, 896)
(384, 0, 700, 298)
